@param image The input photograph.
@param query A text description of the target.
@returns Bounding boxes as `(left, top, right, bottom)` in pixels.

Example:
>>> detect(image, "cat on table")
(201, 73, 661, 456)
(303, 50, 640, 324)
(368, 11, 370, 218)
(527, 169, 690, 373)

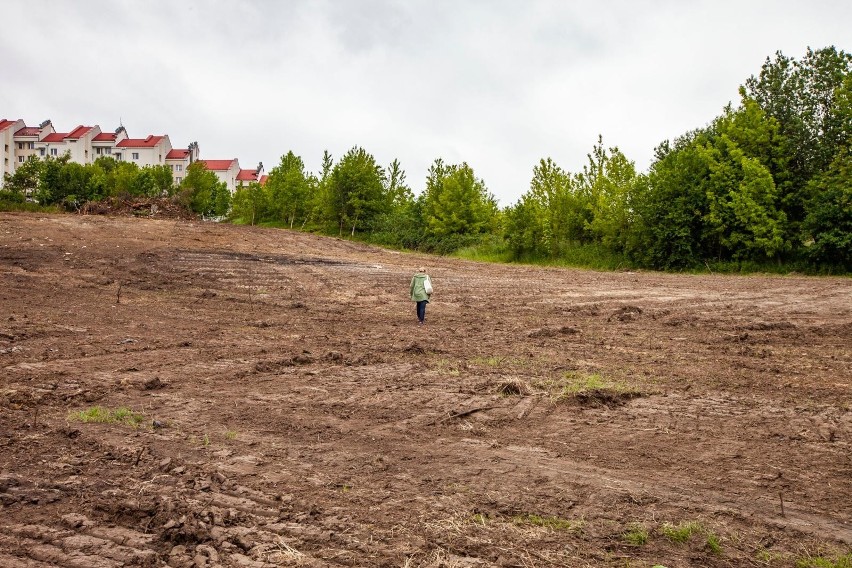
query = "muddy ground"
(1, 212, 850, 568)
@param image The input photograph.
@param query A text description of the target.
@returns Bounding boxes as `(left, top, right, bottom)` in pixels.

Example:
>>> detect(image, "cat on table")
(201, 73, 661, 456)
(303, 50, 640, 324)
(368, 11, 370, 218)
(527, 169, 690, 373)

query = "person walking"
(409, 267, 432, 325)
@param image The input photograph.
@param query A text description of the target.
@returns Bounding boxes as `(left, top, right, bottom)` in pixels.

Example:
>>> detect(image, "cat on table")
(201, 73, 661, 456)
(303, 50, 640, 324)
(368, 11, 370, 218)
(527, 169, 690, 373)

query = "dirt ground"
(1, 212, 850, 568)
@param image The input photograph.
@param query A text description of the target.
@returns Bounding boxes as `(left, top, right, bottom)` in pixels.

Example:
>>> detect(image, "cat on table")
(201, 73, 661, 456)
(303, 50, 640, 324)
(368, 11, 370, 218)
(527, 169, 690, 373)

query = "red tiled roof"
(65, 125, 92, 139)
(259, 175, 269, 186)
(199, 159, 236, 171)
(93, 133, 116, 142)
(0, 119, 19, 133)
(236, 169, 258, 181)
(166, 149, 189, 160)
(15, 127, 40, 137)
(42, 133, 67, 142)
(116, 135, 164, 148)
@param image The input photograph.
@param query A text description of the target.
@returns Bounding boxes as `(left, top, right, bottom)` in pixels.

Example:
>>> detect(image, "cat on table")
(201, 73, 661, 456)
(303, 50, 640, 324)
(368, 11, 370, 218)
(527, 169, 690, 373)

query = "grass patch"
(533, 371, 642, 405)
(622, 524, 649, 545)
(660, 520, 703, 543)
(705, 532, 723, 554)
(757, 549, 786, 564)
(472, 355, 507, 367)
(796, 553, 852, 568)
(434, 358, 461, 376)
(512, 514, 581, 531)
(225, 430, 238, 440)
(71, 406, 146, 428)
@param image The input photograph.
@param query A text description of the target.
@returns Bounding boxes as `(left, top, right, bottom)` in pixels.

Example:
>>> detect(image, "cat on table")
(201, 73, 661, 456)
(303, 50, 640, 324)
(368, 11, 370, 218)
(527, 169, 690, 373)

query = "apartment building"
(1, 119, 26, 184)
(14, 120, 55, 165)
(91, 126, 128, 160)
(198, 159, 241, 193)
(35, 125, 105, 164)
(236, 162, 265, 188)
(3, 116, 255, 195)
(165, 141, 199, 185)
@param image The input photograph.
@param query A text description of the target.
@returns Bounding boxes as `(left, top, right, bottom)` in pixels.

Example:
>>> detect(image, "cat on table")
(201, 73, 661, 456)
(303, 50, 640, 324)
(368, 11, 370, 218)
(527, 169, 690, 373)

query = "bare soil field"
(1, 212, 850, 568)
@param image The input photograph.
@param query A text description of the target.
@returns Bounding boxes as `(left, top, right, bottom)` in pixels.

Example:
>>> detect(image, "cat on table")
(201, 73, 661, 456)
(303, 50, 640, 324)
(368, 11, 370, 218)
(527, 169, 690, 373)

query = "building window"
(50, 148, 58, 156)
(28, 142, 34, 149)
(19, 156, 25, 163)
(40, 148, 45, 156)
(176, 164, 182, 172)
(132, 152, 139, 160)
(17, 142, 23, 150)
(96, 148, 102, 155)
(176, 177, 182, 184)
(115, 153, 122, 161)
(105, 147, 111, 155)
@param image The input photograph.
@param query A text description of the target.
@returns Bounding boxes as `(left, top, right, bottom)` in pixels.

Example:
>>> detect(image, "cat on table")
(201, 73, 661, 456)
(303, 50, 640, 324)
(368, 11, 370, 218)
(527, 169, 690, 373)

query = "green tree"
(506, 157, 582, 258)
(802, 150, 852, 269)
(266, 151, 310, 228)
(421, 160, 499, 240)
(180, 161, 230, 216)
(367, 160, 420, 248)
(631, 131, 714, 268)
(576, 137, 640, 251)
(327, 146, 388, 235)
(744, 46, 852, 235)
(3, 155, 44, 199)
(147, 165, 175, 197)
(231, 181, 269, 225)
(36, 154, 99, 208)
(700, 103, 789, 260)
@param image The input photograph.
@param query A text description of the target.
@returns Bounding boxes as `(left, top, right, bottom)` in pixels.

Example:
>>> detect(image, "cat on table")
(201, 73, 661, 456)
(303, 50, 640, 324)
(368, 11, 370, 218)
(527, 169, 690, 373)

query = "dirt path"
(1, 212, 851, 567)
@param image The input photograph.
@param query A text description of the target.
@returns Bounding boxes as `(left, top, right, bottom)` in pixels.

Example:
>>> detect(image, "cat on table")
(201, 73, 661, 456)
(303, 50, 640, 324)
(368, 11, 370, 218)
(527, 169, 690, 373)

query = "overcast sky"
(3, 1, 851, 205)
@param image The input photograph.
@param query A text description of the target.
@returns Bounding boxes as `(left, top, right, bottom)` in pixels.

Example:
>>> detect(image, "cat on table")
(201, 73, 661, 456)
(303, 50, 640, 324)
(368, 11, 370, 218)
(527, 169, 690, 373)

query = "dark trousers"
(416, 300, 427, 323)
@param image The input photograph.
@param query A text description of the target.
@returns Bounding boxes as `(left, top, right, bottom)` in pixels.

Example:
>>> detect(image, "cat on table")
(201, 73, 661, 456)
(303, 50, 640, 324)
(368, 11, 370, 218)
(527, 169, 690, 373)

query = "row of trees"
(230, 46, 850, 271)
(507, 47, 851, 270)
(230, 149, 501, 254)
(3, 46, 849, 271)
(2, 155, 231, 217)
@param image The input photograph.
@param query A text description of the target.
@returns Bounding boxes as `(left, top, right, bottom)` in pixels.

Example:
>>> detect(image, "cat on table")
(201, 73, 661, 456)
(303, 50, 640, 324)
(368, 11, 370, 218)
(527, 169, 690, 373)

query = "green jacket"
(410, 273, 431, 302)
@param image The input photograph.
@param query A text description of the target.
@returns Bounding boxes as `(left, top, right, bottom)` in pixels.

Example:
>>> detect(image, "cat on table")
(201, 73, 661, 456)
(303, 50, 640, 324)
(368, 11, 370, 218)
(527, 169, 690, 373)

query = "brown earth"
(1, 212, 851, 568)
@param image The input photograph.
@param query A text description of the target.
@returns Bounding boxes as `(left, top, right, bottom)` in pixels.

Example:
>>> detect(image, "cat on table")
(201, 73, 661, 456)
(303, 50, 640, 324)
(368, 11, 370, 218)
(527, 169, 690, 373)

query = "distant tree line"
(3, 46, 850, 272)
(2, 155, 231, 217)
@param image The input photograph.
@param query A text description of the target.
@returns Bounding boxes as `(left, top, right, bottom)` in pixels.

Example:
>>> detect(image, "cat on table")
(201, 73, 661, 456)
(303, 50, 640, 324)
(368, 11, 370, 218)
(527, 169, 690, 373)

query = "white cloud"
(2, 0, 850, 205)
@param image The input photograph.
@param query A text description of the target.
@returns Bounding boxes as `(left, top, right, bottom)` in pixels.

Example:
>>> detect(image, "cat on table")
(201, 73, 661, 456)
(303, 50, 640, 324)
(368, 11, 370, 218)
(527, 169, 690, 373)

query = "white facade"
(115, 135, 173, 168)
(165, 142, 199, 186)
(91, 126, 128, 160)
(0, 119, 25, 187)
(1, 116, 254, 196)
(199, 159, 241, 193)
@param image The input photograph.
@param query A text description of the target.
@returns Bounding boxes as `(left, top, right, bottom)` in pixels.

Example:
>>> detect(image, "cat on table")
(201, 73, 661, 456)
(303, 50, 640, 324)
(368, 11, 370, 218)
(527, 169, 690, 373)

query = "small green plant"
(473, 356, 505, 367)
(705, 533, 722, 554)
(225, 430, 237, 440)
(757, 549, 785, 564)
(623, 524, 649, 545)
(661, 520, 703, 543)
(533, 371, 640, 402)
(470, 513, 488, 526)
(434, 359, 461, 376)
(202, 433, 211, 447)
(72, 406, 146, 428)
(512, 514, 579, 531)
(796, 553, 852, 568)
